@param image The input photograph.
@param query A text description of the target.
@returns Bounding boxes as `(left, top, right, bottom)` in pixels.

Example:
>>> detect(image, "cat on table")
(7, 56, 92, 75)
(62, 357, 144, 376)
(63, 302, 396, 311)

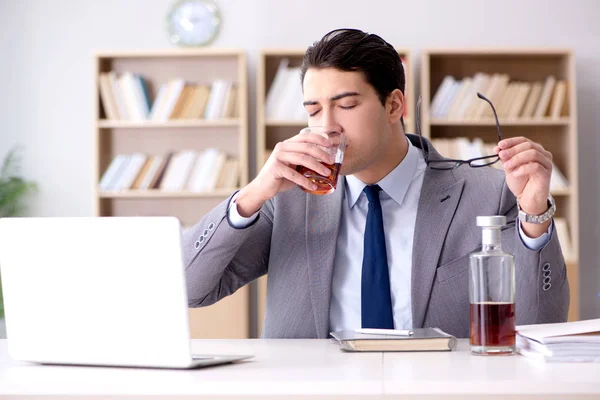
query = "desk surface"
(1, 339, 599, 399)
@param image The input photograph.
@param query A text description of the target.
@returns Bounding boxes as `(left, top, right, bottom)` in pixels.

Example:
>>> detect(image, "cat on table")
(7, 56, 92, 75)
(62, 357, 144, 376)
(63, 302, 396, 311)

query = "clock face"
(167, 0, 221, 46)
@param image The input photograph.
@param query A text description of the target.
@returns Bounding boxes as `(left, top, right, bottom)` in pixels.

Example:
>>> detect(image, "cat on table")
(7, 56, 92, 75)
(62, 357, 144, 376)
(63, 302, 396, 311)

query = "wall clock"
(166, 0, 221, 47)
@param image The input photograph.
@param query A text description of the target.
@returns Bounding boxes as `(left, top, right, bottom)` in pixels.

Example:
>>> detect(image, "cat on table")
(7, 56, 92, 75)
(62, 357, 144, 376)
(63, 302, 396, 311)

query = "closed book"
(534, 75, 556, 118)
(550, 80, 567, 118)
(98, 73, 120, 120)
(521, 81, 544, 118)
(330, 328, 456, 352)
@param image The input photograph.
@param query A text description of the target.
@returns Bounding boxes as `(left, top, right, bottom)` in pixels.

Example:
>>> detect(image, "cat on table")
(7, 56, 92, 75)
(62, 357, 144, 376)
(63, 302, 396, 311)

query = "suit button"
(543, 283, 551, 291)
(203, 229, 209, 236)
(544, 276, 551, 284)
(208, 222, 215, 230)
(543, 270, 551, 278)
(199, 235, 205, 243)
(542, 263, 550, 271)
(194, 240, 201, 249)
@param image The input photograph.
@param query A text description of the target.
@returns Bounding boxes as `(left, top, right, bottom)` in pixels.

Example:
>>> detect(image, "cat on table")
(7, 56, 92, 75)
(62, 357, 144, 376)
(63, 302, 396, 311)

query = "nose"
(321, 107, 343, 134)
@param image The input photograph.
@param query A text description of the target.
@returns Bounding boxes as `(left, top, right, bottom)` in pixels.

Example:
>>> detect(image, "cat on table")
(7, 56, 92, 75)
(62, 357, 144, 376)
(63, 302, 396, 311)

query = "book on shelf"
(98, 71, 237, 121)
(430, 73, 569, 120)
(265, 58, 306, 121)
(516, 318, 600, 362)
(98, 150, 239, 193)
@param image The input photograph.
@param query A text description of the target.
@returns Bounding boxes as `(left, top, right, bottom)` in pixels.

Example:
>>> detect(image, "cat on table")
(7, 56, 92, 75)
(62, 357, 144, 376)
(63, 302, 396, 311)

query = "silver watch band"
(517, 194, 556, 224)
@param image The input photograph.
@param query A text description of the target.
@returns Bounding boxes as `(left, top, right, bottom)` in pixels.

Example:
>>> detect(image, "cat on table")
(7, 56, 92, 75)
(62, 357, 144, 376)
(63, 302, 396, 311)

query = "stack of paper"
(516, 318, 600, 362)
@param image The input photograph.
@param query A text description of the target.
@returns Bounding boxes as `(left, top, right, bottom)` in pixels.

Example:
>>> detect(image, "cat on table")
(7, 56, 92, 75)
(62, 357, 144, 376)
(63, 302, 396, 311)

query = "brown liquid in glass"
(297, 162, 342, 195)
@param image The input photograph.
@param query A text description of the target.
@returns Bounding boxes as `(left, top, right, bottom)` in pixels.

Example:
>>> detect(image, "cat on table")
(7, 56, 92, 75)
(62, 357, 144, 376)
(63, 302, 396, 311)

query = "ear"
(387, 88, 405, 124)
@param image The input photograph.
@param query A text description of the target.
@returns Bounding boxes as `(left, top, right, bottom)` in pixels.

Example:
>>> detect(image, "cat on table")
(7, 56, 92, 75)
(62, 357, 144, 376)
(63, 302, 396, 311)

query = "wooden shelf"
(94, 49, 250, 339)
(97, 119, 241, 128)
(265, 120, 307, 127)
(95, 49, 247, 58)
(550, 188, 572, 196)
(430, 118, 571, 126)
(422, 48, 579, 320)
(98, 189, 239, 199)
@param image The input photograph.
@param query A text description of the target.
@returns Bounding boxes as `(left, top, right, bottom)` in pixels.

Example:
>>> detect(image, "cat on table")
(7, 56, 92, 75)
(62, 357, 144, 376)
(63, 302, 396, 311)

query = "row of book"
(265, 57, 408, 121)
(430, 73, 568, 120)
(99, 149, 239, 193)
(265, 59, 306, 121)
(98, 71, 238, 121)
(430, 137, 569, 192)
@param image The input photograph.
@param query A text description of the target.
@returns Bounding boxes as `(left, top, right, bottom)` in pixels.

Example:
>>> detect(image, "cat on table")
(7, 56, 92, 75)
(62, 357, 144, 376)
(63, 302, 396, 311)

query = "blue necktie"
(361, 184, 394, 329)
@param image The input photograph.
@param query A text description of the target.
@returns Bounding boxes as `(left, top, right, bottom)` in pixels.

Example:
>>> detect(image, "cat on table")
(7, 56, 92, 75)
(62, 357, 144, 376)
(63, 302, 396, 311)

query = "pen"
(354, 328, 413, 336)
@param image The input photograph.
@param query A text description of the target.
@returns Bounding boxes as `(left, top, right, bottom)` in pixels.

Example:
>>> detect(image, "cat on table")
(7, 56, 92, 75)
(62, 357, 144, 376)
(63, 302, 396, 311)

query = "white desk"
(383, 341, 600, 399)
(0, 339, 599, 399)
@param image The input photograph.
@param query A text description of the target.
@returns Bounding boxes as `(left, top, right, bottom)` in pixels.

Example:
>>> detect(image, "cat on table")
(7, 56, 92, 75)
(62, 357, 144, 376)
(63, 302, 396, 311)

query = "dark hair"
(300, 28, 406, 126)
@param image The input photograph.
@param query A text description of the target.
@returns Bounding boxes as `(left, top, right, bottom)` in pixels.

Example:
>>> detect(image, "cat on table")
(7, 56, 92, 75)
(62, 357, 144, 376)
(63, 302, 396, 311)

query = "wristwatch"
(517, 194, 556, 224)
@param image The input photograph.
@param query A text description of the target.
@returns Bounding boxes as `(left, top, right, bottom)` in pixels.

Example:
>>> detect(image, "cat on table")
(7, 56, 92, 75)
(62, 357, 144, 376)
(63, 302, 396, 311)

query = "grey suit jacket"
(183, 135, 569, 338)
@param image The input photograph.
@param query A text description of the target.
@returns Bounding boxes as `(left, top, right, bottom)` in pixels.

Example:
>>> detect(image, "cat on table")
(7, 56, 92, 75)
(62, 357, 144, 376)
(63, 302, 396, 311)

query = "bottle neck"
(482, 228, 502, 251)
(482, 243, 502, 252)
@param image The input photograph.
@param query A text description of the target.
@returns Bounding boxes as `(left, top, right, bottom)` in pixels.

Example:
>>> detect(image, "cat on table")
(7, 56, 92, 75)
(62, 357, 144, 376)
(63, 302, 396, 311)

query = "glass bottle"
(469, 216, 516, 355)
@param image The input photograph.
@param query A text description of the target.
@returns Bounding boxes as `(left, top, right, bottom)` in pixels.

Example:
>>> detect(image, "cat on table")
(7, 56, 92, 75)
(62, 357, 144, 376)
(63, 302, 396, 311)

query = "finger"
(503, 149, 552, 172)
(498, 141, 551, 163)
(277, 141, 335, 164)
(276, 151, 332, 177)
(497, 136, 531, 150)
(275, 164, 318, 191)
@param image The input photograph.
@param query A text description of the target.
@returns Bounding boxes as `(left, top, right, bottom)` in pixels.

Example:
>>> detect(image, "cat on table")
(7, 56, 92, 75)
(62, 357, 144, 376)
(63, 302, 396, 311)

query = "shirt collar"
(345, 137, 419, 209)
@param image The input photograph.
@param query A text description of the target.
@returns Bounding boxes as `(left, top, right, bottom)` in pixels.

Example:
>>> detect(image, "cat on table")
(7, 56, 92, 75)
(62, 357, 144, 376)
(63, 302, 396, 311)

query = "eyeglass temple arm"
(476, 92, 503, 141)
(415, 96, 430, 158)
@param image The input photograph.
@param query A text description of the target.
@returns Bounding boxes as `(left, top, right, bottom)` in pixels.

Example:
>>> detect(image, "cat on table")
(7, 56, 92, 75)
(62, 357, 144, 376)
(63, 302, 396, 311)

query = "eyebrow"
(303, 91, 361, 106)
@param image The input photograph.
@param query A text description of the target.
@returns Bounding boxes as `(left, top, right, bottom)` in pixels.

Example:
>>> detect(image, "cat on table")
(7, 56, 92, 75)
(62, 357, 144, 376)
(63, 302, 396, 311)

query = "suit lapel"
(306, 178, 344, 338)
(406, 133, 468, 329)
(411, 168, 465, 329)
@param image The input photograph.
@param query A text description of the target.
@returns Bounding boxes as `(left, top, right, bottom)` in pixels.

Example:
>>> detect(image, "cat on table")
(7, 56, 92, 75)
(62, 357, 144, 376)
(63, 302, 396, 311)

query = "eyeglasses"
(416, 92, 503, 170)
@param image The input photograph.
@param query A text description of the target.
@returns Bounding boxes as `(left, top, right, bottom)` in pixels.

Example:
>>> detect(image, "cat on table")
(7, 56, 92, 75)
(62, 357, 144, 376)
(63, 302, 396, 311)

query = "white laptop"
(0, 216, 253, 369)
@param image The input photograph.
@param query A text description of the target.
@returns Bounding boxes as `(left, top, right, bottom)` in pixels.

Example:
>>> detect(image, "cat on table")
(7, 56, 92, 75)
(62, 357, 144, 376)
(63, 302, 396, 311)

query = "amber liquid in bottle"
(470, 302, 516, 348)
(296, 162, 342, 195)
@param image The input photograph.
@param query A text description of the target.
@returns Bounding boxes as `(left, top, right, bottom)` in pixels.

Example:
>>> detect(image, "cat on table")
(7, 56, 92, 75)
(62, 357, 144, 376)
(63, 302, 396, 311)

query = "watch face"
(166, 0, 221, 46)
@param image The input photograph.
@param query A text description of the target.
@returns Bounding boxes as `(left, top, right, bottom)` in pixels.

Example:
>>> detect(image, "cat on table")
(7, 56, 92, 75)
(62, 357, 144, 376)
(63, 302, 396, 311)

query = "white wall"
(1, 0, 598, 318)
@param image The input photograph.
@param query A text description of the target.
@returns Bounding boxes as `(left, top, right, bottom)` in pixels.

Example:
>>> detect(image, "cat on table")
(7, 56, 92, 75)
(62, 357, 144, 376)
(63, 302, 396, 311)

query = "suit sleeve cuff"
(227, 191, 260, 229)
(518, 219, 553, 251)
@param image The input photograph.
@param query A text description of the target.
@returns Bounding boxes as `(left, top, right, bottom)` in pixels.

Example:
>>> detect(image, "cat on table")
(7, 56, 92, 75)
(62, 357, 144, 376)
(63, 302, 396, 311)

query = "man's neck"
(354, 127, 409, 185)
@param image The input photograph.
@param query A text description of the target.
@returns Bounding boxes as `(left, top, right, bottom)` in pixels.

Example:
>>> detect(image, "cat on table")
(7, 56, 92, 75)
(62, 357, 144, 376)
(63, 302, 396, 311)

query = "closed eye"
(308, 104, 356, 117)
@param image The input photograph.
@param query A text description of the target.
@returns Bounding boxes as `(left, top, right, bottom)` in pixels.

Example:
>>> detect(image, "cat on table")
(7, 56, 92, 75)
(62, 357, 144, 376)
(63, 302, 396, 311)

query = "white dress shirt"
(228, 138, 552, 332)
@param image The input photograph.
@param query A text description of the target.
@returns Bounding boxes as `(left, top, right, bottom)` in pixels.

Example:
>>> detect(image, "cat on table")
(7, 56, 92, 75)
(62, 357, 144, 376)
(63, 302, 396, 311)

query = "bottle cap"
(476, 216, 506, 228)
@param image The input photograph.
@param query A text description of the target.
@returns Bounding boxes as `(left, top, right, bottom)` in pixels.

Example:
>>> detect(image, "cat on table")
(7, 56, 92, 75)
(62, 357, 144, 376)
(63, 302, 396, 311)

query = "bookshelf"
(420, 49, 579, 320)
(254, 48, 413, 335)
(93, 49, 250, 338)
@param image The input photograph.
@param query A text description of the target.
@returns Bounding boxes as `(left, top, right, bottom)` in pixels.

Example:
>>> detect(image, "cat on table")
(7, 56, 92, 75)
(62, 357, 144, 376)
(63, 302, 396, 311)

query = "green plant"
(0, 147, 37, 217)
(0, 146, 37, 319)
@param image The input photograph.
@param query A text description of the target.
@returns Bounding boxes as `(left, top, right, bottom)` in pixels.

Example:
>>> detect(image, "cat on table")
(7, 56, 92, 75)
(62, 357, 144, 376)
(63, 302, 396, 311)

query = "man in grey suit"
(184, 29, 569, 338)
